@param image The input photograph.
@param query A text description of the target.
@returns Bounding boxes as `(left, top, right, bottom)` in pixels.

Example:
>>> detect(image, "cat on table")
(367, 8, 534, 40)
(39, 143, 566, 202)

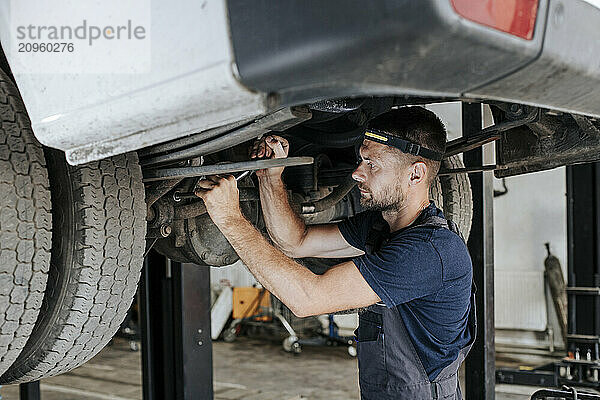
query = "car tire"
(0, 72, 52, 377)
(430, 155, 473, 241)
(0, 150, 146, 384)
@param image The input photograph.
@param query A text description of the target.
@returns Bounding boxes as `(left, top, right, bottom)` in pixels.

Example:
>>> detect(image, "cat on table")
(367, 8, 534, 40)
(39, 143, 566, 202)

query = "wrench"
(172, 170, 252, 202)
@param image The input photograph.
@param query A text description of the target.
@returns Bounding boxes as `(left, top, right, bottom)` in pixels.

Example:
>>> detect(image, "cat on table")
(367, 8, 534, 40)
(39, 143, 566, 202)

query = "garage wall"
(493, 167, 567, 349)
(493, 169, 567, 286)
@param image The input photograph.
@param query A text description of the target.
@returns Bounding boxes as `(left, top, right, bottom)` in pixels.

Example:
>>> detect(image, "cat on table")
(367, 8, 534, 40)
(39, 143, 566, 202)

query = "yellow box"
(232, 287, 272, 321)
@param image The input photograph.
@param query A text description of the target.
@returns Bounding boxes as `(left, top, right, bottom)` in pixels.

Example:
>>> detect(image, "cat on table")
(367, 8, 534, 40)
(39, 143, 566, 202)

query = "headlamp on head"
(364, 128, 443, 161)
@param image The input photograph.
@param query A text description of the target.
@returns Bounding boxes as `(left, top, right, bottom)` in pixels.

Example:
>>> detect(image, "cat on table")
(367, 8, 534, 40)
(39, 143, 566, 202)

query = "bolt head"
(160, 224, 172, 237)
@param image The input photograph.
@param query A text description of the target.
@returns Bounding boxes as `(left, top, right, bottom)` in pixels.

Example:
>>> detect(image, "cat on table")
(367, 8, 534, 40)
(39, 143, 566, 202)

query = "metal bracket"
(444, 107, 539, 157)
(438, 164, 506, 176)
(566, 287, 600, 296)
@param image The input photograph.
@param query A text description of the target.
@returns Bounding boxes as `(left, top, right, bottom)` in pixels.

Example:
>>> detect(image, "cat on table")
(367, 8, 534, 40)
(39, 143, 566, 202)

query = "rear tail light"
(451, 0, 539, 40)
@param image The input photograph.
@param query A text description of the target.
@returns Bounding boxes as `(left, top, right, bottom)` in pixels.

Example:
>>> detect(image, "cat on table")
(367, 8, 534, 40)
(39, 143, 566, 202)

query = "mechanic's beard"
(359, 183, 405, 212)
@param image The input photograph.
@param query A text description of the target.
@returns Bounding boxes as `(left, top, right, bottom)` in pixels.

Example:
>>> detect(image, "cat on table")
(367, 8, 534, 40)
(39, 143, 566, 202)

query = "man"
(196, 107, 476, 399)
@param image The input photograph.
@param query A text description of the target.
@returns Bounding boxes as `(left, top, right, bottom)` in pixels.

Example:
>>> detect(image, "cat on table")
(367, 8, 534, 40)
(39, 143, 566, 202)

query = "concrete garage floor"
(0, 337, 592, 399)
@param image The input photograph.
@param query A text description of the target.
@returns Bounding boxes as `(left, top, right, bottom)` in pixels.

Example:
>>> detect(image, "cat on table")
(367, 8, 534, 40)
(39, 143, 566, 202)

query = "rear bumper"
(228, 0, 600, 118)
(468, 0, 600, 118)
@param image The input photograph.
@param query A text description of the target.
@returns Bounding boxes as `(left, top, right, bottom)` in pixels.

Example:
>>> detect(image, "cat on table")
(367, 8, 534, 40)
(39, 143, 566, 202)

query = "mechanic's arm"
(195, 175, 380, 317)
(252, 135, 363, 259)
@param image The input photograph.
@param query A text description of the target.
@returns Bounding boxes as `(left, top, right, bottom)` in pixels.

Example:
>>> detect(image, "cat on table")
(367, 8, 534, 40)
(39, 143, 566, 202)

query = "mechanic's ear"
(409, 162, 427, 186)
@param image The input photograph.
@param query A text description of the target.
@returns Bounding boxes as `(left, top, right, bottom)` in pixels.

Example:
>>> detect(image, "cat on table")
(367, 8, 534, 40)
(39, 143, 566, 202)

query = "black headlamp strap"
(364, 128, 443, 161)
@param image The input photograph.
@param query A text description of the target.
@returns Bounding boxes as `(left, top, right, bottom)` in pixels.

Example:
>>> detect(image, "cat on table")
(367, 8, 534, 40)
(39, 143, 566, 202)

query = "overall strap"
(364, 218, 390, 255)
(365, 213, 465, 255)
(419, 215, 466, 244)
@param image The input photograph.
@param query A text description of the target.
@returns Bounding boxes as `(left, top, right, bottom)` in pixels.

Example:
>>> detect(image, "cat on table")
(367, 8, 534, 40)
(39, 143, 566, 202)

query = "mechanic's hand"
(249, 135, 289, 178)
(195, 175, 243, 227)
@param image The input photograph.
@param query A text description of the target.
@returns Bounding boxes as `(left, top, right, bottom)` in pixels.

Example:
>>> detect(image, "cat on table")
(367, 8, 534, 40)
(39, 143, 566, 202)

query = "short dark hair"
(367, 106, 447, 186)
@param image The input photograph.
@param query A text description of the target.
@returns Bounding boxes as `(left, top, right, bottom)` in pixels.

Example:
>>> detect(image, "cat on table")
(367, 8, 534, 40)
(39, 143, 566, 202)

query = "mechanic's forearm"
(218, 214, 316, 315)
(258, 175, 308, 254)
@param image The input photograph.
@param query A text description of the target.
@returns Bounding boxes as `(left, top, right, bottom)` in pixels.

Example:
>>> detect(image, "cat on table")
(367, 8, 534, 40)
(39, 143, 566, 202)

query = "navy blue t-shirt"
(338, 202, 473, 380)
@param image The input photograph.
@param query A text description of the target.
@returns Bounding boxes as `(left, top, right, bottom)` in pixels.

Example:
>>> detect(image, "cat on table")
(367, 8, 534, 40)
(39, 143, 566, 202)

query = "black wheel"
(430, 155, 473, 240)
(129, 341, 140, 352)
(223, 326, 238, 343)
(292, 342, 302, 354)
(282, 336, 301, 354)
(0, 72, 52, 376)
(1, 151, 146, 383)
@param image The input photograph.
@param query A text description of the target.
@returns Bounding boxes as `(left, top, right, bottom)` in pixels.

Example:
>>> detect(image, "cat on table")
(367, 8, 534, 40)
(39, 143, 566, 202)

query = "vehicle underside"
(139, 96, 600, 267)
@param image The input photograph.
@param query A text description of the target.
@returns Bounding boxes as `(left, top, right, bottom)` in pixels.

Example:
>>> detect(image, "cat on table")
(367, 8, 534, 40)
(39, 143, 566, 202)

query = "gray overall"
(355, 216, 477, 400)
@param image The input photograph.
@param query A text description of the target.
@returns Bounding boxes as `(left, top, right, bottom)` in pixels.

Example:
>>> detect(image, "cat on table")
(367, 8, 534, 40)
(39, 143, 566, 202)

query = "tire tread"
(0, 75, 51, 377)
(429, 155, 473, 240)
(1, 152, 145, 383)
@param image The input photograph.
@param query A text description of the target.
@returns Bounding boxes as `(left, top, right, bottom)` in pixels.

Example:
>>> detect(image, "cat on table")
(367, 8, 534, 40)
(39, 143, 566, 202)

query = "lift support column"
(140, 251, 214, 399)
(565, 163, 600, 382)
(463, 103, 496, 399)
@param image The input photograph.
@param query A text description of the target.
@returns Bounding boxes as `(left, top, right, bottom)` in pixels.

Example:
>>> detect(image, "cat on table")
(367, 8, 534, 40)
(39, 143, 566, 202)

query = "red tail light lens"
(451, 0, 539, 40)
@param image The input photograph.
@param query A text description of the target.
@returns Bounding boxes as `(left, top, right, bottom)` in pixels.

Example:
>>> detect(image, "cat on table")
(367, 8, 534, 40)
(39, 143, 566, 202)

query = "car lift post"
(18, 382, 40, 400)
(139, 250, 214, 399)
(462, 102, 496, 399)
(564, 163, 600, 385)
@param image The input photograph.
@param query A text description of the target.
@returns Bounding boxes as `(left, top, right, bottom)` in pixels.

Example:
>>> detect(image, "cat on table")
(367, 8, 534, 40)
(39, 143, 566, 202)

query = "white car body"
(0, 0, 265, 165)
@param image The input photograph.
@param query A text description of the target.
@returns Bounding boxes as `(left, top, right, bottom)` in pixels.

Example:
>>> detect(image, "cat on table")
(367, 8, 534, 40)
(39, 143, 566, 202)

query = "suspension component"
(142, 157, 314, 182)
